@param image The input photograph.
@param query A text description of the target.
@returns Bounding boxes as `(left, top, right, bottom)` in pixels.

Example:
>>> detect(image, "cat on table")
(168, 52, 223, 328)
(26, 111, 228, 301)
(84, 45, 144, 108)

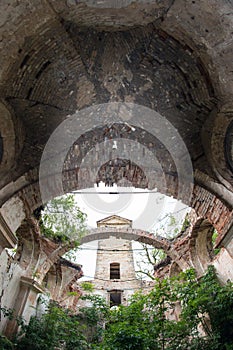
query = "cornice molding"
(0, 212, 17, 248)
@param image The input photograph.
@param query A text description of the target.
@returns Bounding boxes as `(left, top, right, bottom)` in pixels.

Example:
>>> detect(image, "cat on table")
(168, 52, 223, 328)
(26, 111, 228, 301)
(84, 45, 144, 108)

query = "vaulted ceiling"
(0, 0, 232, 216)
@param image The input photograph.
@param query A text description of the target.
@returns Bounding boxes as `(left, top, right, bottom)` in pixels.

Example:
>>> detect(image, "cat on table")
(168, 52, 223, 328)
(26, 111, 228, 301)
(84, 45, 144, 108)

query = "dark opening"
(225, 120, 233, 173)
(110, 291, 121, 307)
(110, 262, 120, 279)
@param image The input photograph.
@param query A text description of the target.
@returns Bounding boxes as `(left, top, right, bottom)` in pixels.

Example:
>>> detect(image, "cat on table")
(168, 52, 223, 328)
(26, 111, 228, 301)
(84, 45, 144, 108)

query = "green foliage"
(181, 214, 190, 232)
(136, 244, 167, 280)
(40, 194, 87, 244)
(0, 335, 14, 350)
(212, 230, 218, 244)
(16, 302, 88, 350)
(100, 266, 233, 350)
(80, 294, 109, 326)
(212, 229, 221, 255)
(1, 267, 233, 350)
(79, 294, 110, 345)
(177, 266, 233, 347)
(81, 281, 94, 292)
(66, 291, 80, 297)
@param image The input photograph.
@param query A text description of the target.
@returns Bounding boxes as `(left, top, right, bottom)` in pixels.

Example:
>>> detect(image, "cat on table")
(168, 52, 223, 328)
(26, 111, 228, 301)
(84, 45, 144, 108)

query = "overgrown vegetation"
(99, 266, 233, 350)
(212, 229, 221, 255)
(39, 194, 87, 244)
(36, 194, 87, 260)
(135, 212, 190, 280)
(135, 244, 167, 279)
(1, 266, 233, 350)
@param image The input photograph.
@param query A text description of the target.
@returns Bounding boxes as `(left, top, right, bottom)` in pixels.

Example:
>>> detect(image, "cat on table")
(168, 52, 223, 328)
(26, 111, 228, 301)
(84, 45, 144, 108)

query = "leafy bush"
(16, 302, 88, 350)
(100, 266, 233, 350)
(0, 335, 14, 350)
(39, 194, 87, 244)
(1, 267, 233, 350)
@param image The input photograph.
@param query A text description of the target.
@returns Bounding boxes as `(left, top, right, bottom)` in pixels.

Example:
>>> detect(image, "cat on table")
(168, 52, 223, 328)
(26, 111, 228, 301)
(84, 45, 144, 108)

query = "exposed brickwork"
(0, 0, 232, 195)
(0, 20, 217, 187)
(191, 185, 232, 240)
(14, 174, 232, 245)
(0, 0, 233, 337)
(82, 227, 171, 252)
(0, 0, 232, 246)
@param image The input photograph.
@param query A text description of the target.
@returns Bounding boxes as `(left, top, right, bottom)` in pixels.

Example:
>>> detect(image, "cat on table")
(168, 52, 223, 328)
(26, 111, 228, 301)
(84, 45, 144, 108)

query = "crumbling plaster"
(0, 0, 232, 336)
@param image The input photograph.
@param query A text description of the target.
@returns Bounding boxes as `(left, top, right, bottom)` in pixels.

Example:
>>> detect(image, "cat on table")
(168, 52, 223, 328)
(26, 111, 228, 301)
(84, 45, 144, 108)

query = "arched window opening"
(110, 262, 120, 279)
(190, 218, 215, 276)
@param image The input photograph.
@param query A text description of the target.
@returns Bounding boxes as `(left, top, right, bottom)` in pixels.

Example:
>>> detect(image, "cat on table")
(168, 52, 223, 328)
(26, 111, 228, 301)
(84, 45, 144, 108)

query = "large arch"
(0, 0, 232, 252)
(189, 218, 215, 276)
(0, 0, 233, 336)
(81, 227, 171, 250)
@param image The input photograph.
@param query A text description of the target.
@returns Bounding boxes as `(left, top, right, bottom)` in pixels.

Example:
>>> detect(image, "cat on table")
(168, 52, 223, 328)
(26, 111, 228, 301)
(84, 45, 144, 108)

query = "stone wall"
(0, 0, 232, 337)
(0, 217, 83, 335)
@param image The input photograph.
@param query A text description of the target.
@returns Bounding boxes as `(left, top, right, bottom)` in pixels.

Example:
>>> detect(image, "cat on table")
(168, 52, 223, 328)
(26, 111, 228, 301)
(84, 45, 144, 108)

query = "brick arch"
(0, 17, 217, 197)
(1, 1, 233, 245)
(80, 227, 190, 271)
(0, 1, 233, 207)
(96, 158, 148, 188)
(189, 218, 215, 276)
(191, 185, 232, 240)
(63, 123, 175, 192)
(0, 171, 230, 244)
(62, 164, 181, 200)
(81, 227, 171, 251)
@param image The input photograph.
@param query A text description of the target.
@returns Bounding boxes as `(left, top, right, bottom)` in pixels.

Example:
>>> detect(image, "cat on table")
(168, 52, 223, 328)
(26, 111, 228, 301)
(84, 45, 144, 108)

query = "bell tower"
(94, 215, 140, 306)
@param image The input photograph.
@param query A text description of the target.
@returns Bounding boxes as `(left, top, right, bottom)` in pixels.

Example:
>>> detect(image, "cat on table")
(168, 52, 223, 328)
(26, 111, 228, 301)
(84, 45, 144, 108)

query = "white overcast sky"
(72, 182, 189, 280)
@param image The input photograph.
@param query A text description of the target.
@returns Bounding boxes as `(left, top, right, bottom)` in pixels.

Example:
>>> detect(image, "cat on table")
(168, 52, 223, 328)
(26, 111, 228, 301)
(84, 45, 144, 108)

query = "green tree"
(39, 194, 87, 244)
(100, 267, 233, 350)
(135, 213, 190, 280)
(0, 335, 14, 350)
(16, 302, 88, 350)
(2, 267, 233, 350)
(175, 266, 233, 349)
(135, 243, 167, 280)
(79, 294, 110, 345)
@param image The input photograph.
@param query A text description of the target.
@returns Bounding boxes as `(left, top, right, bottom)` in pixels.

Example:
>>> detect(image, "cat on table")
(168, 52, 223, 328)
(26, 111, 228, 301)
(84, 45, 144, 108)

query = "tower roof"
(97, 215, 132, 228)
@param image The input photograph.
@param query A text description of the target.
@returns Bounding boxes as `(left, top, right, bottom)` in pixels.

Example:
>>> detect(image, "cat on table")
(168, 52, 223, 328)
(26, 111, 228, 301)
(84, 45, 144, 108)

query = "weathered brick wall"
(0, 0, 232, 338)
(191, 185, 232, 240)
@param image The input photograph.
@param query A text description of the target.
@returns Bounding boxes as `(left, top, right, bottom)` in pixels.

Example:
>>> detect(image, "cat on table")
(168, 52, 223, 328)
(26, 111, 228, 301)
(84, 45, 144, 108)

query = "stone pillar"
(4, 276, 44, 337)
(219, 221, 233, 258)
(0, 212, 17, 253)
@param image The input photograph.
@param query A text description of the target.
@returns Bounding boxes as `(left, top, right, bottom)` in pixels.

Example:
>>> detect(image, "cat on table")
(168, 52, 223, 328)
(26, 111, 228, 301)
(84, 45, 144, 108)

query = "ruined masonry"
(0, 0, 233, 337)
(82, 215, 143, 307)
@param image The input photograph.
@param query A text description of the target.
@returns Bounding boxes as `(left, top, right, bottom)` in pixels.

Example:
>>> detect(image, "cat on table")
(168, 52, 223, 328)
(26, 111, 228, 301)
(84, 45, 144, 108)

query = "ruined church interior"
(0, 0, 233, 343)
